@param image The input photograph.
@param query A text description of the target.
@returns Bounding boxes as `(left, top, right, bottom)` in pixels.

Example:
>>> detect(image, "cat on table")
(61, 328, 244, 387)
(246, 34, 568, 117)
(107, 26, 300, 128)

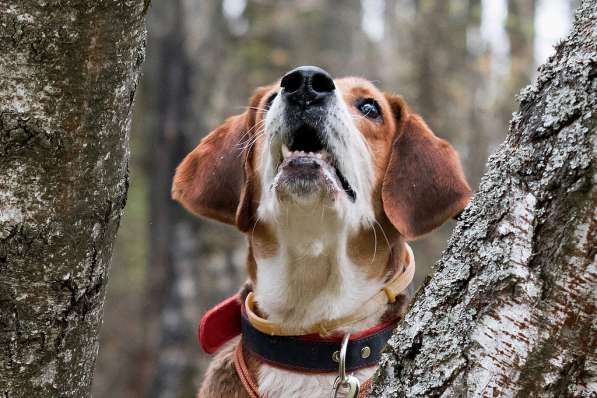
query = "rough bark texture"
(368, 1, 596, 397)
(0, 1, 147, 397)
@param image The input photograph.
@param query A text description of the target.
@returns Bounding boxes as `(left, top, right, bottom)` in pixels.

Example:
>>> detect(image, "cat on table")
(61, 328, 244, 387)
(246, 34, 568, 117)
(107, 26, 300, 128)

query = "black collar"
(240, 311, 397, 373)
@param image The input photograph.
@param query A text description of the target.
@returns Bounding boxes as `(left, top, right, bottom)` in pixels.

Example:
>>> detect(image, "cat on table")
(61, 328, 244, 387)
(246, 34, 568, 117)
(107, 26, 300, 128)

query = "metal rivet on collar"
(361, 346, 371, 359)
(332, 350, 340, 363)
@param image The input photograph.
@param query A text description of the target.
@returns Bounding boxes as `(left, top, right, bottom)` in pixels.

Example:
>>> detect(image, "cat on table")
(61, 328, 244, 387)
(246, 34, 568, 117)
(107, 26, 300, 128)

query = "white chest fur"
(258, 365, 375, 398)
(252, 205, 386, 398)
(254, 204, 384, 328)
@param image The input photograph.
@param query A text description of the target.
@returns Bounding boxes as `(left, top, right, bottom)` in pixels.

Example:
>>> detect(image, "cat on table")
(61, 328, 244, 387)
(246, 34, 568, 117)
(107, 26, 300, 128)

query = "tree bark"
(0, 1, 147, 397)
(368, 1, 596, 397)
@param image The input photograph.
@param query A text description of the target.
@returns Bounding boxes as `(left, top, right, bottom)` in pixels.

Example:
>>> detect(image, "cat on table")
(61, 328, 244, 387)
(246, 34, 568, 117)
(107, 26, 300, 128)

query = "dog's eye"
(357, 99, 382, 120)
(265, 92, 278, 110)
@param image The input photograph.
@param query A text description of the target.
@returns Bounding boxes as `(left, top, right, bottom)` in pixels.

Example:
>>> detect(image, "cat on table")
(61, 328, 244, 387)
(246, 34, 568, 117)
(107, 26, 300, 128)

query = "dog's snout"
(280, 66, 335, 107)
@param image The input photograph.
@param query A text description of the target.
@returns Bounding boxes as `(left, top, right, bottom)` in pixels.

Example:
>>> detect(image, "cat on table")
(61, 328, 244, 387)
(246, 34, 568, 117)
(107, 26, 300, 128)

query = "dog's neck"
(253, 203, 392, 333)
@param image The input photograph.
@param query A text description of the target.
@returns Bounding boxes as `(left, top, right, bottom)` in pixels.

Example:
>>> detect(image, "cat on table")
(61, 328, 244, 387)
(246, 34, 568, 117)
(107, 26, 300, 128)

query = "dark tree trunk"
(464, 0, 491, 189)
(139, 2, 239, 397)
(0, 1, 147, 397)
(505, 0, 536, 108)
(141, 1, 200, 397)
(368, 1, 596, 396)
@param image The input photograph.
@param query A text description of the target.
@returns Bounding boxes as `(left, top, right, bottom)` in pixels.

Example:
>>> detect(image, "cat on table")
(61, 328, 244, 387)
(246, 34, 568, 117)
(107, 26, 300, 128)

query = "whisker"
(240, 128, 265, 150)
(370, 222, 378, 264)
(250, 217, 259, 245)
(373, 219, 392, 254)
(243, 128, 266, 152)
(246, 106, 270, 114)
(236, 121, 264, 148)
(240, 136, 265, 166)
(235, 120, 266, 150)
(234, 105, 270, 114)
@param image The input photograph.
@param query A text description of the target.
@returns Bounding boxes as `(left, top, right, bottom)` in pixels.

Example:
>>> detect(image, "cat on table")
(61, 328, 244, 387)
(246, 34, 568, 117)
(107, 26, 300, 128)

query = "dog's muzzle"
(272, 66, 356, 201)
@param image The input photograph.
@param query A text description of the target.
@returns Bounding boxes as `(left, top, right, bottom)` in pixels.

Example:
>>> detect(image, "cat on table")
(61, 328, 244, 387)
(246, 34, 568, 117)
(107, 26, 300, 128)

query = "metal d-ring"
(331, 333, 360, 398)
(338, 333, 350, 382)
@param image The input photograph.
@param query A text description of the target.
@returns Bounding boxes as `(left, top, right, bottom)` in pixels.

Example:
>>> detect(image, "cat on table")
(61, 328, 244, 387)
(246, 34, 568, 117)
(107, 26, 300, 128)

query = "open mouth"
(278, 124, 356, 201)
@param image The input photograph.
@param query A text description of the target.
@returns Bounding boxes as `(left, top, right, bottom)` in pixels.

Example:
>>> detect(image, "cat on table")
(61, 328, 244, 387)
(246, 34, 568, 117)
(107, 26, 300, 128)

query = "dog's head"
(173, 66, 470, 262)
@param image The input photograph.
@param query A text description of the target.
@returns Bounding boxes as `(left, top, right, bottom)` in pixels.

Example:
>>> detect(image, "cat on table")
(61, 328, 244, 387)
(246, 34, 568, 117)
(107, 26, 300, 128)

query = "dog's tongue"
(199, 295, 242, 354)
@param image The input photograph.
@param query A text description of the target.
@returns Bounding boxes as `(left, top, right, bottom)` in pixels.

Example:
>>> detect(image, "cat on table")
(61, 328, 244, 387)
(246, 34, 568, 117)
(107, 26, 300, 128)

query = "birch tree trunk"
(369, 1, 596, 396)
(0, 1, 147, 397)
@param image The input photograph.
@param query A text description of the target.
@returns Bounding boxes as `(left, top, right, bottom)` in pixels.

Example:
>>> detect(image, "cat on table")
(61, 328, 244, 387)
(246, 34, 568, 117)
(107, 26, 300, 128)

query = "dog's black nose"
(280, 66, 335, 107)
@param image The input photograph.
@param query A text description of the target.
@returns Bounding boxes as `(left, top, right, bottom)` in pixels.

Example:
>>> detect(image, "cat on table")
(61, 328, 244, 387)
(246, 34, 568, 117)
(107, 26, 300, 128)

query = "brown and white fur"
(172, 67, 471, 398)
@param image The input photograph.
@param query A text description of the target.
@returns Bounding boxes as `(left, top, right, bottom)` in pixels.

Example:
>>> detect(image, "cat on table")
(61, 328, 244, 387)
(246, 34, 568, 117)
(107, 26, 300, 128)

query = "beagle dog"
(172, 66, 471, 398)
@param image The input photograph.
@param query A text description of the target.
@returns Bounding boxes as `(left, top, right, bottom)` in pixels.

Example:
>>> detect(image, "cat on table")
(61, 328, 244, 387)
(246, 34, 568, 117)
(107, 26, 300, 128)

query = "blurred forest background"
(92, 1, 575, 397)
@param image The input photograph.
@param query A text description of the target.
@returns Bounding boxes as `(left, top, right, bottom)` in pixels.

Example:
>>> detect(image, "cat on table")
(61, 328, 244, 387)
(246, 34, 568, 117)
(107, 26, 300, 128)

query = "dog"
(172, 66, 471, 398)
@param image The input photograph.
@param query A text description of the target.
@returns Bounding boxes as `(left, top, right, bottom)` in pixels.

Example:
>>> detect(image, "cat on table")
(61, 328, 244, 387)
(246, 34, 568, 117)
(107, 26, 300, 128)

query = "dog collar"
(199, 244, 414, 356)
(244, 244, 415, 336)
(240, 309, 398, 373)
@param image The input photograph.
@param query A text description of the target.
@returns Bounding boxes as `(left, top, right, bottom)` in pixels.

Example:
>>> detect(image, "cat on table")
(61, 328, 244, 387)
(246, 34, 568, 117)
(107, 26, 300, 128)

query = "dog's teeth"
(282, 145, 290, 159)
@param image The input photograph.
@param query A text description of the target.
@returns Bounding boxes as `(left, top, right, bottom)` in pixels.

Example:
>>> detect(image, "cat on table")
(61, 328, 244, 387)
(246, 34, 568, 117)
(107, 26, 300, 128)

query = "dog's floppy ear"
(172, 87, 268, 231)
(382, 95, 471, 240)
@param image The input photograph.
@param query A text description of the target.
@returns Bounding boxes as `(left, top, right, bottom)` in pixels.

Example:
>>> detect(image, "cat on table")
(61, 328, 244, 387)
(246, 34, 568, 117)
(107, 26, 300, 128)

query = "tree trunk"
(369, 1, 596, 397)
(140, 1, 201, 397)
(464, 0, 490, 190)
(0, 2, 147, 397)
